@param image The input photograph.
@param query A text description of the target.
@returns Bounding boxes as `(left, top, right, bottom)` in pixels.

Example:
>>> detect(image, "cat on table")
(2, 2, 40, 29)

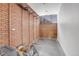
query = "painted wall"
(58, 3, 79, 56)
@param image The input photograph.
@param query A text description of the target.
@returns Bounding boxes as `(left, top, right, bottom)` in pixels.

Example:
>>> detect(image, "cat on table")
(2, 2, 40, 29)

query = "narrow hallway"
(1, 3, 79, 56)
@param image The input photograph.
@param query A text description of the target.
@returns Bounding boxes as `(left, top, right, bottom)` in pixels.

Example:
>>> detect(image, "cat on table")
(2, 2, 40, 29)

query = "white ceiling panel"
(28, 3, 61, 16)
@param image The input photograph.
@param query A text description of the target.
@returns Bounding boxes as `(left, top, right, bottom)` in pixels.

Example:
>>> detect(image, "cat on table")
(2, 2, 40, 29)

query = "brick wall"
(29, 13, 34, 46)
(0, 4, 9, 46)
(0, 3, 39, 49)
(34, 17, 40, 43)
(22, 9, 30, 47)
(34, 17, 37, 42)
(36, 17, 40, 40)
(9, 4, 22, 47)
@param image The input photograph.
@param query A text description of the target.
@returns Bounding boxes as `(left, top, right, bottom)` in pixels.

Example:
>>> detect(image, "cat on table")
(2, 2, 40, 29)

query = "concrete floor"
(32, 38, 65, 56)
(0, 46, 17, 56)
(0, 38, 65, 56)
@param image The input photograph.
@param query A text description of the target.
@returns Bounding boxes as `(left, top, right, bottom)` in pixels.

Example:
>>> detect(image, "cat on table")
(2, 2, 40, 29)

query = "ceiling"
(28, 3, 61, 16)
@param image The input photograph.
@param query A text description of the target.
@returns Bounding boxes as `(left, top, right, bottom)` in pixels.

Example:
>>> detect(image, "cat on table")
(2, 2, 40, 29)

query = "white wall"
(58, 3, 79, 56)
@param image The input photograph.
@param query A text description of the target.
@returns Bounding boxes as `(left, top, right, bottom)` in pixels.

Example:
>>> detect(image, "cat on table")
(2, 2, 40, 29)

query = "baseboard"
(56, 39, 66, 56)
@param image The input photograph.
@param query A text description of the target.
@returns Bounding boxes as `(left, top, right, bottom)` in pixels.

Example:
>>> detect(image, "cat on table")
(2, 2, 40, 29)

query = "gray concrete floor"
(0, 38, 65, 56)
(33, 38, 65, 56)
(0, 46, 17, 56)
